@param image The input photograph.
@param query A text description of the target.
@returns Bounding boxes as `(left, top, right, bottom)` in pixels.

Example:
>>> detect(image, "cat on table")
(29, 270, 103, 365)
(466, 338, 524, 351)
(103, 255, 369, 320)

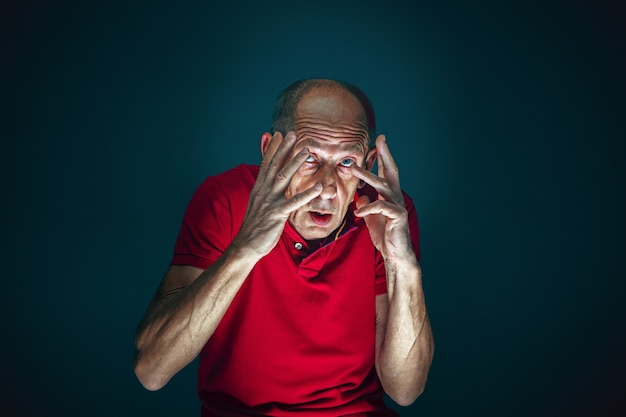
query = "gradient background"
(2, 1, 624, 416)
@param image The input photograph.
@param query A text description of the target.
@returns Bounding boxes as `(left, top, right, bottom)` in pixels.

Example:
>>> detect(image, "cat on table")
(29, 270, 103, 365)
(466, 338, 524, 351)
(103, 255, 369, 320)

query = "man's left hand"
(351, 135, 414, 263)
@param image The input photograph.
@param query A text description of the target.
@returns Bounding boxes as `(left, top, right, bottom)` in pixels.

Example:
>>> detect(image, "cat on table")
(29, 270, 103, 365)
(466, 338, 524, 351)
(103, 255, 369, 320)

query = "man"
(134, 79, 434, 416)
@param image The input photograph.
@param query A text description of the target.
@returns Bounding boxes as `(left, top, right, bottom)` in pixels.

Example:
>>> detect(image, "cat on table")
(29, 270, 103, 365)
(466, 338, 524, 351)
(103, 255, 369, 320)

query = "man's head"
(271, 79, 377, 145)
(261, 79, 378, 241)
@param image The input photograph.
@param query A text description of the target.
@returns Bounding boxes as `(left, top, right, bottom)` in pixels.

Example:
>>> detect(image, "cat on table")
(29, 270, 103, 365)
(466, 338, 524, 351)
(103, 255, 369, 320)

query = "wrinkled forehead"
(293, 89, 370, 152)
(294, 118, 369, 155)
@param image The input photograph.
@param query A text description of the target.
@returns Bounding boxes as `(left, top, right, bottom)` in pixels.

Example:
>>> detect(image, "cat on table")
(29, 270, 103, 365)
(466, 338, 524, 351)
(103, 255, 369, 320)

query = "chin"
(294, 223, 335, 241)
(304, 229, 332, 240)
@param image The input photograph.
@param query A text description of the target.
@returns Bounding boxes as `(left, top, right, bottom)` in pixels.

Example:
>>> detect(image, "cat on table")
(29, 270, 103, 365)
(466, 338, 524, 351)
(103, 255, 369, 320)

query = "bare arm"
(352, 135, 434, 405)
(134, 131, 322, 390)
(134, 251, 257, 391)
(374, 261, 434, 405)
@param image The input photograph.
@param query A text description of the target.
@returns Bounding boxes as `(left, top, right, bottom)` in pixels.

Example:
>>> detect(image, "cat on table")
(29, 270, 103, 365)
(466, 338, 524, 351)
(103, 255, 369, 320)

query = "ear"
(365, 147, 377, 172)
(260, 132, 273, 156)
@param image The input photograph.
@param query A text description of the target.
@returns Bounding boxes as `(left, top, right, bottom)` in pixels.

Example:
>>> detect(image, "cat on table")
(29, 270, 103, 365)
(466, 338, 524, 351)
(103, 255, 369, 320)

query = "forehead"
(294, 87, 370, 151)
(295, 87, 367, 125)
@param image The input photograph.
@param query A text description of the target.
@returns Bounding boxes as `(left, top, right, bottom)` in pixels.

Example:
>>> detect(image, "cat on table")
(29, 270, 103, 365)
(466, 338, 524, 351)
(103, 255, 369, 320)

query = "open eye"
(339, 158, 355, 167)
(305, 155, 316, 163)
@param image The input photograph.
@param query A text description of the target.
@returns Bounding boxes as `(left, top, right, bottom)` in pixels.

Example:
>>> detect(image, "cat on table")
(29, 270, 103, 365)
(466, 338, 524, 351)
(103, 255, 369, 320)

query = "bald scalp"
(271, 79, 377, 146)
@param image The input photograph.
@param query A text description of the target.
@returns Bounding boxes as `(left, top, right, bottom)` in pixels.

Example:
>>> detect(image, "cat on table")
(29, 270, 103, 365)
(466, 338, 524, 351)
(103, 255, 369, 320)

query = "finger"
(351, 163, 380, 185)
(376, 135, 401, 189)
(377, 135, 386, 180)
(351, 164, 400, 203)
(265, 131, 297, 180)
(279, 183, 323, 215)
(355, 194, 371, 210)
(253, 131, 284, 194)
(255, 131, 297, 193)
(353, 199, 405, 221)
(269, 146, 311, 197)
(259, 131, 283, 172)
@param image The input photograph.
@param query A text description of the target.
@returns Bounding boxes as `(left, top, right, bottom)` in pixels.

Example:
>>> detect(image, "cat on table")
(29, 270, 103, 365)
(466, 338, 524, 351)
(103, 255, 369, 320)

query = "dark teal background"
(2, 1, 624, 416)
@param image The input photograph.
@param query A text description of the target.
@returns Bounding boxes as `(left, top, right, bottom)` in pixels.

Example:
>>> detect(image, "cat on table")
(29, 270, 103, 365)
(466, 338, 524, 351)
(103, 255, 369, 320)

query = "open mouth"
(310, 211, 332, 226)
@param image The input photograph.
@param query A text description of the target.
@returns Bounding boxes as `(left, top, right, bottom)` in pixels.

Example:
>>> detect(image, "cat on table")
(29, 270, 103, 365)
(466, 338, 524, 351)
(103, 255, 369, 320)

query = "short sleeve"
(170, 165, 256, 270)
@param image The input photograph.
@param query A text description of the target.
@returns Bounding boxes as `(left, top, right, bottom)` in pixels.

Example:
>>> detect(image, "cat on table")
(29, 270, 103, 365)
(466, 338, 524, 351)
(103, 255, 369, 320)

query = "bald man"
(134, 79, 434, 416)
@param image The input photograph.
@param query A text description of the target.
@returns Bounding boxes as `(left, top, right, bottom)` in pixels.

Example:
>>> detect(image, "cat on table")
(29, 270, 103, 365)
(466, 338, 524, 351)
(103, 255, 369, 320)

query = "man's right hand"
(134, 131, 321, 391)
(232, 131, 322, 259)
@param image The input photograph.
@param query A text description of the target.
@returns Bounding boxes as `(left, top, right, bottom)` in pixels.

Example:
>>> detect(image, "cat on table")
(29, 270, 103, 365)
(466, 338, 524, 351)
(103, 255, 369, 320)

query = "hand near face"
(232, 131, 322, 259)
(351, 135, 414, 263)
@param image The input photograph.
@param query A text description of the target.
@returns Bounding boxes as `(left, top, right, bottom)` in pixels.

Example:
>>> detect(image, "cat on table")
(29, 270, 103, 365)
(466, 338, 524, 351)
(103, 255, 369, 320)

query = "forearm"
(134, 243, 259, 390)
(378, 257, 434, 406)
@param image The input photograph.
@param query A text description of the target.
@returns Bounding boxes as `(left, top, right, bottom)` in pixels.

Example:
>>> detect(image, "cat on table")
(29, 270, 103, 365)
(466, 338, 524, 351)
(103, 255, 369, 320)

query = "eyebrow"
(298, 138, 367, 156)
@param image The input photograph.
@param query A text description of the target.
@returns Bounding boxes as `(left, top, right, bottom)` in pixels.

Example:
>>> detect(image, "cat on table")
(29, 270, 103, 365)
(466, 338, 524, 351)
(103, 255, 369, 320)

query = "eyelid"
(339, 157, 356, 167)
(302, 152, 359, 167)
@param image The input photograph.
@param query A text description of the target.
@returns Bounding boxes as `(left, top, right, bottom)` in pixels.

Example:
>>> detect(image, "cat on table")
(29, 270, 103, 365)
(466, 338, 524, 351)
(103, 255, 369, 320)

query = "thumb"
(356, 194, 371, 211)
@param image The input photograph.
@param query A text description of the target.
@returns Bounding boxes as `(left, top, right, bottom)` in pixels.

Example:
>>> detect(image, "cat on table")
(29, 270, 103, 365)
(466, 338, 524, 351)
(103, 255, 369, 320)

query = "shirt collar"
(281, 185, 377, 257)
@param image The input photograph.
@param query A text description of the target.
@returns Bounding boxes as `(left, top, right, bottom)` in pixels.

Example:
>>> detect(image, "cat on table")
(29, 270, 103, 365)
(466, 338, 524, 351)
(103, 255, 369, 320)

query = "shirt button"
(294, 242, 303, 250)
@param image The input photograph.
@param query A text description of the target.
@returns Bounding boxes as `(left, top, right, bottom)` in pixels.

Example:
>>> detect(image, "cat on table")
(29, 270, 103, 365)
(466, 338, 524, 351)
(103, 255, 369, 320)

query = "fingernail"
(299, 147, 309, 155)
(286, 131, 296, 140)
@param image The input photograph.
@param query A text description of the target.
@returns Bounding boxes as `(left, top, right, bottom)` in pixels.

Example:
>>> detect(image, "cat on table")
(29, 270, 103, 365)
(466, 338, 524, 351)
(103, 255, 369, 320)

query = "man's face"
(285, 87, 372, 241)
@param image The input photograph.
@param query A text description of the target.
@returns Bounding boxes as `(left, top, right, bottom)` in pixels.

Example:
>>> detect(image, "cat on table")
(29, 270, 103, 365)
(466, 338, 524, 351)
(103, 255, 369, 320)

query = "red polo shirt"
(171, 164, 420, 416)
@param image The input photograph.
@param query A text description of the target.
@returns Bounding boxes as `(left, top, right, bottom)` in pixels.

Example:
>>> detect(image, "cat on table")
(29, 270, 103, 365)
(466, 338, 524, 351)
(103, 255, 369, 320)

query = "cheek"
(338, 177, 360, 201)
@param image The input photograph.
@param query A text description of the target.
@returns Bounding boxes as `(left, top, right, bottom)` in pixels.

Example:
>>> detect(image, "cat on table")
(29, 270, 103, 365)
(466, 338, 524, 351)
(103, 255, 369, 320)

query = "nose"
(316, 164, 337, 200)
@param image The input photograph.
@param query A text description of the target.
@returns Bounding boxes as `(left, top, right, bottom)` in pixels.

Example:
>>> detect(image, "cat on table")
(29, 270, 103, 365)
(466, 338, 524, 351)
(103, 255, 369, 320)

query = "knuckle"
(266, 207, 280, 219)
(276, 170, 288, 183)
(267, 158, 279, 172)
(287, 190, 312, 209)
(286, 194, 303, 209)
